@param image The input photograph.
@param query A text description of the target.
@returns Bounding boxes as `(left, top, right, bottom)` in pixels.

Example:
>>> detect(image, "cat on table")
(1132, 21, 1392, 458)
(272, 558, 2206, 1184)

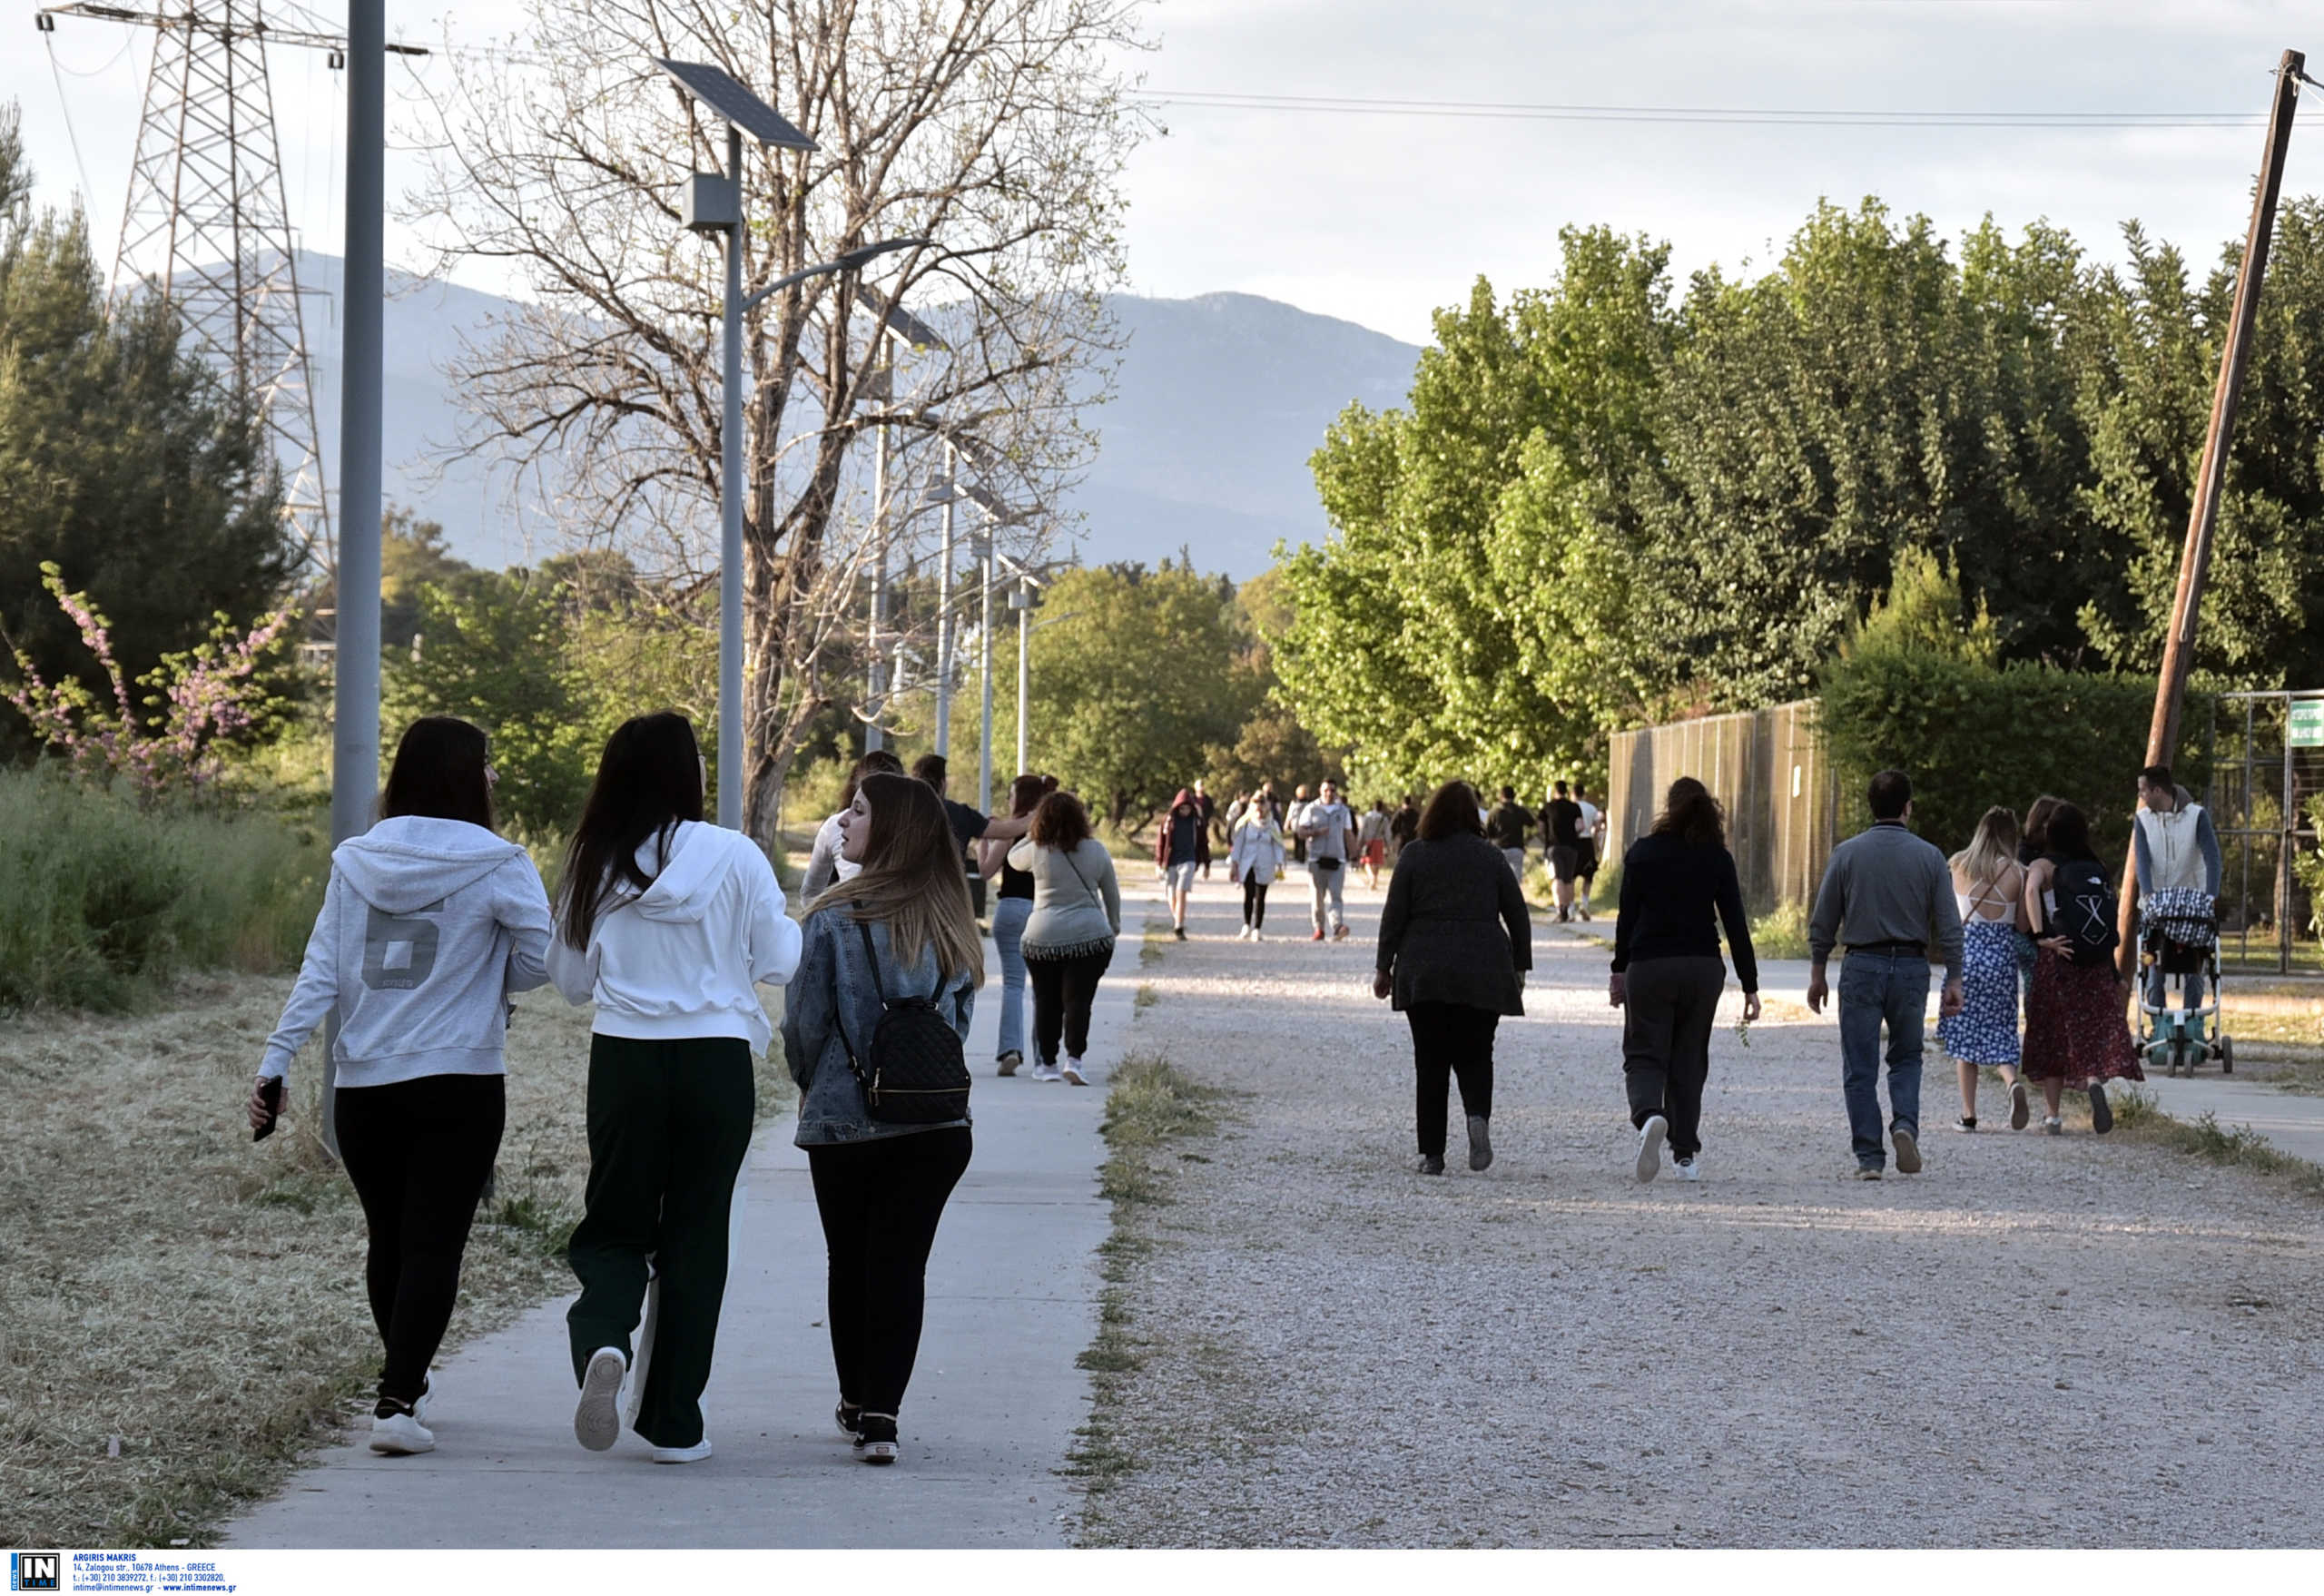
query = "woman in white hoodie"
(548, 712, 802, 1465)
(251, 716, 554, 1458)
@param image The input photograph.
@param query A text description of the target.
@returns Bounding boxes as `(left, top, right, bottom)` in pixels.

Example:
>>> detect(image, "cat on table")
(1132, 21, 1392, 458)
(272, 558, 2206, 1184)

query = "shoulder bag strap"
(1059, 846, 1103, 912)
(854, 912, 890, 1006)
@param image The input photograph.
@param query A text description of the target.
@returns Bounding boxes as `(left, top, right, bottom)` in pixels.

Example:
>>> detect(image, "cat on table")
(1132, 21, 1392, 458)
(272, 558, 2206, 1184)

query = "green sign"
(2291, 700, 2324, 749)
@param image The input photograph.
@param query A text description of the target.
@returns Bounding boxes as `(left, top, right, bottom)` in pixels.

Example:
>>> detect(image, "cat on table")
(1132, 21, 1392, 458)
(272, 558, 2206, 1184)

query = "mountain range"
(288, 253, 1420, 579)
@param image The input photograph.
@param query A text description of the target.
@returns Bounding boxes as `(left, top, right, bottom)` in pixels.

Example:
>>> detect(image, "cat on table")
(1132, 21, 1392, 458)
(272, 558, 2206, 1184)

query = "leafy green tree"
(0, 107, 290, 756)
(1021, 562, 1265, 827)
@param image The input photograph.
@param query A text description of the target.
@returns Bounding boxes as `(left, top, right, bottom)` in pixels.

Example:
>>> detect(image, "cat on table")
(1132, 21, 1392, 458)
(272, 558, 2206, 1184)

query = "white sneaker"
(1251, 928, 1265, 942)
(1635, 1116, 1668, 1183)
(1673, 1155, 1702, 1183)
(369, 1408, 435, 1455)
(1061, 1059, 1088, 1086)
(651, 1437, 714, 1464)
(411, 1374, 434, 1426)
(575, 1345, 627, 1453)
(1029, 1060, 1065, 1082)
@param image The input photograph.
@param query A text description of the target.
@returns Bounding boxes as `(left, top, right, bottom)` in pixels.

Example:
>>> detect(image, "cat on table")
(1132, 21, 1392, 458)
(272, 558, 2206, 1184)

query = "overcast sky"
(7, 1, 2322, 343)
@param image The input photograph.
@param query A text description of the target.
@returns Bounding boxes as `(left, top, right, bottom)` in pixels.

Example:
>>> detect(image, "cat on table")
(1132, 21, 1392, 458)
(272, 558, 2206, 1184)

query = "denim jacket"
(783, 908, 975, 1147)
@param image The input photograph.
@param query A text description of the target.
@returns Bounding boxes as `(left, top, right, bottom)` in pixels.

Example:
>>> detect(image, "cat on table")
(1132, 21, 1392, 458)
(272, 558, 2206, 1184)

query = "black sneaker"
(854, 1412, 899, 1465)
(2089, 1082, 2112, 1135)
(834, 1400, 862, 1441)
(1415, 1154, 1445, 1176)
(1957, 1116, 1977, 1133)
(1174, 926, 1187, 941)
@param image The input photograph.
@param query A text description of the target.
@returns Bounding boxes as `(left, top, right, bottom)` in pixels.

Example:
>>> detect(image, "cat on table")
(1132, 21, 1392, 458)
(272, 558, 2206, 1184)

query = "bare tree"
(407, 0, 1149, 841)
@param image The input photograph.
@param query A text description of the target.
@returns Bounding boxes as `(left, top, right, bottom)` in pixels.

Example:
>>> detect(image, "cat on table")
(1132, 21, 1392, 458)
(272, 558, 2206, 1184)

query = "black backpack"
(2046, 856, 2121, 969)
(839, 916, 971, 1124)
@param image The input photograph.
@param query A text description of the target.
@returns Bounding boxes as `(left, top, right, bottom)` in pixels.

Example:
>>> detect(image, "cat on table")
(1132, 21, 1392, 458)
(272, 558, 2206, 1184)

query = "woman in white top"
(549, 711, 802, 1464)
(1935, 805, 2030, 1132)
(251, 715, 554, 1457)
(1227, 796, 1288, 941)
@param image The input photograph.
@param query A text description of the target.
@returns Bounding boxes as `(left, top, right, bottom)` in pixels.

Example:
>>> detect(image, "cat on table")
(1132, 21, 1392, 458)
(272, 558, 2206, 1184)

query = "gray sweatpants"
(1309, 861, 1347, 933)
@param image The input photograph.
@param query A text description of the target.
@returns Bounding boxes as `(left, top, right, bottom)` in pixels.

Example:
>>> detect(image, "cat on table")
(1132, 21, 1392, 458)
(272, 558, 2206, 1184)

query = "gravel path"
(1085, 877, 2324, 1548)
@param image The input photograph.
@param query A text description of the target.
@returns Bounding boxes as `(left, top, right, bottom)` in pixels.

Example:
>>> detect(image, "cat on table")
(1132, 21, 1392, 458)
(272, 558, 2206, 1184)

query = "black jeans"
(1242, 877, 1270, 928)
(1407, 1002, 1498, 1158)
(1027, 945, 1113, 1064)
(565, 1034, 755, 1449)
(1622, 955, 1726, 1160)
(807, 1127, 974, 1415)
(333, 1072, 506, 1408)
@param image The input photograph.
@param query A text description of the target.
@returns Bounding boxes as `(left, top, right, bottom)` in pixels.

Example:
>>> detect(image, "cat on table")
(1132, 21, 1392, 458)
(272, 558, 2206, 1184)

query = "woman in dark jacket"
(1609, 777, 1760, 1184)
(1373, 780, 1531, 1175)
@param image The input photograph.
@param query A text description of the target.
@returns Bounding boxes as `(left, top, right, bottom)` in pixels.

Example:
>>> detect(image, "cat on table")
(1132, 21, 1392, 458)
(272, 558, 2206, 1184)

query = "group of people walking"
(252, 711, 1122, 1473)
(1366, 764, 2164, 1187)
(1209, 779, 1370, 941)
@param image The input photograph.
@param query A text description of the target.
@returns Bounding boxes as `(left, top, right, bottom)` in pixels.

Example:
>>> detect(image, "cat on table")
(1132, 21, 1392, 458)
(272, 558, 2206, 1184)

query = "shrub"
(1817, 648, 2198, 862)
(0, 768, 325, 1011)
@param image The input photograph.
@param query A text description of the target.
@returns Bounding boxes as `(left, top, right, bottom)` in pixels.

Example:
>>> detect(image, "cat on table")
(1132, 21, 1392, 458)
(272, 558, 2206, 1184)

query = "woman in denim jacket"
(783, 771, 982, 1465)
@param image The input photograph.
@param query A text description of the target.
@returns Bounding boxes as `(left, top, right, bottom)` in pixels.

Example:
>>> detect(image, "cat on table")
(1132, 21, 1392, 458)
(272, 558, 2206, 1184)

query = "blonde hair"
(1950, 805, 2022, 891)
(805, 772, 985, 988)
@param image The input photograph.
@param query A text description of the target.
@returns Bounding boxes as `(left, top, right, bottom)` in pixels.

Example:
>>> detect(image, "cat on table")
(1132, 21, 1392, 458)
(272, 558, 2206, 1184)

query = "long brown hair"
(1029, 788, 1093, 850)
(1416, 780, 1484, 842)
(1009, 773, 1047, 818)
(560, 712, 704, 950)
(805, 772, 984, 987)
(2024, 793, 2064, 854)
(1649, 777, 1726, 848)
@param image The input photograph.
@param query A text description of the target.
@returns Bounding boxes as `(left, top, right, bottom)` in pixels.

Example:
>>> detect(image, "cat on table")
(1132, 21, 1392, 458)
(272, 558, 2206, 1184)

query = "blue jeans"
(1839, 951, 1929, 1168)
(990, 896, 1031, 1060)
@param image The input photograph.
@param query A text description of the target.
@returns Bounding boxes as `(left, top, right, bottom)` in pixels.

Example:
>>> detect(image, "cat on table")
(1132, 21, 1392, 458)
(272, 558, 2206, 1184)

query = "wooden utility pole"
(2117, 49, 2306, 977)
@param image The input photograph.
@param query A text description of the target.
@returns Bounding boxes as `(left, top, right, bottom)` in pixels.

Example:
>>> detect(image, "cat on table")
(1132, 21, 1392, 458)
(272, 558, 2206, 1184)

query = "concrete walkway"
(227, 897, 1156, 1549)
(1544, 915, 2324, 1167)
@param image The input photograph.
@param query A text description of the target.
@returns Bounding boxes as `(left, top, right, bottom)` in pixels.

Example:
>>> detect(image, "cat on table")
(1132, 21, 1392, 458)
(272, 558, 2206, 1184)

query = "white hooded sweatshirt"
(260, 815, 555, 1087)
(548, 820, 803, 1052)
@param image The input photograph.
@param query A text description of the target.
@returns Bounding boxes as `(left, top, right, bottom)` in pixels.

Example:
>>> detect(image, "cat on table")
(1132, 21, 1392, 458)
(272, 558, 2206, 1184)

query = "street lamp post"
(655, 56, 924, 828)
(1011, 578, 1034, 775)
(934, 440, 957, 756)
(856, 289, 948, 754)
(979, 514, 996, 812)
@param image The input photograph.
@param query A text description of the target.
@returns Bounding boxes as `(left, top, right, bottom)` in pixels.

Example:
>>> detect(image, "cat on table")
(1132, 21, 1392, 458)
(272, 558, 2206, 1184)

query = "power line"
(1133, 89, 2266, 130)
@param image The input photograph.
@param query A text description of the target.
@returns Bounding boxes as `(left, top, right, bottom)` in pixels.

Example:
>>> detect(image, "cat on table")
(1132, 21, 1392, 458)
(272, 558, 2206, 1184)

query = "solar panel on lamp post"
(654, 56, 926, 830)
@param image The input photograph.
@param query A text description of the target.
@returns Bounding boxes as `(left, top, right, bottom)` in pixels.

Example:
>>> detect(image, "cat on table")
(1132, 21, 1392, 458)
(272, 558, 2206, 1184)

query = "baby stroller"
(2137, 886, 2230, 1077)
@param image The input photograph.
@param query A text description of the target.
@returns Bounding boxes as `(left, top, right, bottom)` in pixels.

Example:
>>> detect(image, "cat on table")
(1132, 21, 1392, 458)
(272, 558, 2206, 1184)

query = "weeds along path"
(1078, 877, 2324, 1548)
(0, 975, 789, 1549)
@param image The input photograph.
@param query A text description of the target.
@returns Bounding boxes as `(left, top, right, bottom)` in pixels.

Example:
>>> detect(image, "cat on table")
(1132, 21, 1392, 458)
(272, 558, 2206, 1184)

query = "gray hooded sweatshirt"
(261, 815, 554, 1087)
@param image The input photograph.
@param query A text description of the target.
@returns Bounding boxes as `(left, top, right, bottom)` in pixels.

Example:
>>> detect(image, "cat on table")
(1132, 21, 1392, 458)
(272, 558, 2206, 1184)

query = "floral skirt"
(1937, 917, 2021, 1066)
(2023, 951, 2144, 1088)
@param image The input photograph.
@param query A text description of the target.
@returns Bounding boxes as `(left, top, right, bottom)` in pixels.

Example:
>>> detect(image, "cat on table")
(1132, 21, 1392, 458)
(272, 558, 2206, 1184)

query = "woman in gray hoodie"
(784, 771, 982, 1465)
(251, 716, 554, 1457)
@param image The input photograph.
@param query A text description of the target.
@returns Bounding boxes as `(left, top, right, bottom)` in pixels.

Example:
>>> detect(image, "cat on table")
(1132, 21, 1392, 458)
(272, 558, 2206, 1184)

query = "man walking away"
(1807, 770, 1965, 1179)
(1488, 786, 1535, 882)
(1287, 784, 1313, 865)
(1543, 781, 1585, 922)
(2132, 764, 2222, 1020)
(1573, 783, 1606, 921)
(1299, 779, 1359, 941)
(1358, 799, 1392, 890)
(1388, 793, 1421, 868)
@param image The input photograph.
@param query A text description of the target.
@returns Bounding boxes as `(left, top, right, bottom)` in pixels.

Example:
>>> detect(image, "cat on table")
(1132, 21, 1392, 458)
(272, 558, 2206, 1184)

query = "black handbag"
(838, 916, 972, 1123)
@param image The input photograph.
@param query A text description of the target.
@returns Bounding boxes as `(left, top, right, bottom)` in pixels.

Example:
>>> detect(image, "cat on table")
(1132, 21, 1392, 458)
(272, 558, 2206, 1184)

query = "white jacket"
(261, 815, 554, 1087)
(1227, 814, 1287, 881)
(548, 821, 803, 1052)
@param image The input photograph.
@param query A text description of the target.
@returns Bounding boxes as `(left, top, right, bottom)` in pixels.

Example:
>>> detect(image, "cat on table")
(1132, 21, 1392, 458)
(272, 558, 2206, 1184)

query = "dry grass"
(0, 974, 790, 1549)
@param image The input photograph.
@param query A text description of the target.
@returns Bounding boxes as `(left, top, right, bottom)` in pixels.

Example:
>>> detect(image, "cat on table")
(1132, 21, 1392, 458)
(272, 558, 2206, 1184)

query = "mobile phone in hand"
(253, 1078, 284, 1142)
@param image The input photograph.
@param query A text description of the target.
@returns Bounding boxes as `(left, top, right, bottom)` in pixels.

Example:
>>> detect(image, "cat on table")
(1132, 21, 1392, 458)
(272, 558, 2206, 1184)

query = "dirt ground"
(1080, 879, 2324, 1549)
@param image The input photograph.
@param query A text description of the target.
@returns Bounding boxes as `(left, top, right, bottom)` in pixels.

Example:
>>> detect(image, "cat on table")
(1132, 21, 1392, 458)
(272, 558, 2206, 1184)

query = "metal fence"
(2205, 690, 2324, 974)
(1608, 699, 1839, 915)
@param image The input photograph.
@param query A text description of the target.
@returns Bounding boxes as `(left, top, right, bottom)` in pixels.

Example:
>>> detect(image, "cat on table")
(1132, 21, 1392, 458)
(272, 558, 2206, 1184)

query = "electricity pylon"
(34, 4, 426, 569)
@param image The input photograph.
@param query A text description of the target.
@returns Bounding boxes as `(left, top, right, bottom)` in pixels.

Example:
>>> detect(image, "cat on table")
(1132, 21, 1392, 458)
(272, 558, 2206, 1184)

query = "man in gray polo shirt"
(1807, 770, 1965, 1179)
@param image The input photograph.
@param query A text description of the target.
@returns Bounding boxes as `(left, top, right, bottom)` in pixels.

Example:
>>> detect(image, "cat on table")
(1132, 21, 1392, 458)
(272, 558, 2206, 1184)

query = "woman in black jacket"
(1609, 777, 1760, 1184)
(1373, 781, 1531, 1175)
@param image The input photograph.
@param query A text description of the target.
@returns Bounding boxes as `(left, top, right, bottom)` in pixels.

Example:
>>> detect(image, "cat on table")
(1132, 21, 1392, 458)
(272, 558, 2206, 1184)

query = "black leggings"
(1027, 945, 1113, 1063)
(1243, 877, 1270, 928)
(807, 1127, 973, 1415)
(333, 1072, 506, 1407)
(1406, 1002, 1498, 1158)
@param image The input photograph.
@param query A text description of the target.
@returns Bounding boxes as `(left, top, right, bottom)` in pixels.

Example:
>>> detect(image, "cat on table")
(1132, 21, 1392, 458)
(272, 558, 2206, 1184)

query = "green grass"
(2110, 1086, 2324, 1199)
(1068, 1053, 1222, 1522)
(0, 768, 325, 1013)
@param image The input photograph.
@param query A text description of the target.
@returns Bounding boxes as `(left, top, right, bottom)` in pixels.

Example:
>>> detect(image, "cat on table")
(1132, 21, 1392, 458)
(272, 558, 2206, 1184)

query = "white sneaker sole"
(1636, 1116, 1667, 1183)
(575, 1348, 625, 1453)
(369, 1416, 434, 1456)
(859, 1441, 899, 1465)
(651, 1439, 713, 1464)
(1061, 1063, 1088, 1086)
